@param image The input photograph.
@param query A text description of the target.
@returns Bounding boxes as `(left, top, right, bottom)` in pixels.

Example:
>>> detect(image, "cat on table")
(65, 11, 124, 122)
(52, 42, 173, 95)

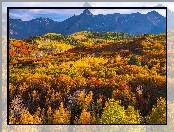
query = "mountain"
(2, 4, 174, 38)
(155, 4, 174, 30)
(83, 2, 92, 7)
(167, 8, 174, 30)
(9, 17, 59, 39)
(5, 9, 166, 39)
(2, 12, 7, 35)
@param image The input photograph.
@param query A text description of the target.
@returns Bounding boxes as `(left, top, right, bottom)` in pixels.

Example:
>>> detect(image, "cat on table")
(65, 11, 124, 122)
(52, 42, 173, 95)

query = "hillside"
(8, 31, 166, 124)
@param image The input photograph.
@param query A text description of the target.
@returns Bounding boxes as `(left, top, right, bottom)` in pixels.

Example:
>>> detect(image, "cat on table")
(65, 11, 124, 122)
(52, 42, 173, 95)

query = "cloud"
(9, 8, 166, 22)
(3, 2, 173, 12)
(2, 2, 84, 10)
(9, 9, 85, 21)
(22, 2, 84, 7)
(5, 2, 169, 21)
(89, 2, 173, 12)
(10, 12, 35, 21)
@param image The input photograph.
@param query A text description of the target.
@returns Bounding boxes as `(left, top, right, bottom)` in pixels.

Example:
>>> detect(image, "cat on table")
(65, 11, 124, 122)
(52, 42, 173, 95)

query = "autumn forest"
(8, 31, 166, 124)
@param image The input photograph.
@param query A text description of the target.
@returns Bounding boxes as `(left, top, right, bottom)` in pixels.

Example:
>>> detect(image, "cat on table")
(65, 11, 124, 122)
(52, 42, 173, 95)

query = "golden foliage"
(145, 97, 166, 124)
(52, 102, 71, 124)
(8, 32, 166, 124)
(74, 109, 96, 124)
(19, 110, 42, 124)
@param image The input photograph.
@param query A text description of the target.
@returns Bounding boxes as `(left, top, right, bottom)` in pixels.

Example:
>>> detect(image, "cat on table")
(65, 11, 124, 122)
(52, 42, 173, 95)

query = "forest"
(8, 31, 166, 124)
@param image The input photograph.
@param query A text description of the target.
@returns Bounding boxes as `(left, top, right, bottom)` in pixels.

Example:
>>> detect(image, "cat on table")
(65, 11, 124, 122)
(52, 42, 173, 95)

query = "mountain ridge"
(8, 9, 166, 39)
(2, 7, 170, 39)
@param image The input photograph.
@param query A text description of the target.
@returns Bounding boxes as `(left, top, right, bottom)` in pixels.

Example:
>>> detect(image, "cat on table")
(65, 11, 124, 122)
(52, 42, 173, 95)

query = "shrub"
(145, 97, 166, 124)
(128, 54, 141, 66)
(98, 98, 140, 124)
(52, 102, 71, 124)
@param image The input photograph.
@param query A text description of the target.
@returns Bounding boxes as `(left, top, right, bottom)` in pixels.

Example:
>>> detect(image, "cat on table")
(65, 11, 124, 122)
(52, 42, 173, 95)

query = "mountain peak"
(81, 9, 93, 15)
(147, 10, 160, 15)
(155, 4, 165, 7)
(8, 10, 167, 39)
(83, 2, 92, 7)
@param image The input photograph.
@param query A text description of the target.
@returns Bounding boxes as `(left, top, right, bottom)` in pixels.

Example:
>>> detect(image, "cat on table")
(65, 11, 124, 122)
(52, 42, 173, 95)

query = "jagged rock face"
(9, 17, 59, 39)
(7, 9, 167, 39)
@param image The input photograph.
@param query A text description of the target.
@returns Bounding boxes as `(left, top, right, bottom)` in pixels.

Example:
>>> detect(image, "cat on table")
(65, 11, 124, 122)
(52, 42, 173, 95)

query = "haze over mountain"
(2, 12, 7, 35)
(2, 6, 170, 39)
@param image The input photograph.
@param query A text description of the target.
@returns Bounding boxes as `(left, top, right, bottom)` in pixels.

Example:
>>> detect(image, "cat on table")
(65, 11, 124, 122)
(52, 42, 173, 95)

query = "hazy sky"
(8, 9, 166, 22)
(2, 2, 170, 22)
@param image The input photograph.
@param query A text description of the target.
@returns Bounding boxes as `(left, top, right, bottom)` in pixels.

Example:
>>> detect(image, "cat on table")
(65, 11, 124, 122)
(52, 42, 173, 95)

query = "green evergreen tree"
(128, 54, 141, 66)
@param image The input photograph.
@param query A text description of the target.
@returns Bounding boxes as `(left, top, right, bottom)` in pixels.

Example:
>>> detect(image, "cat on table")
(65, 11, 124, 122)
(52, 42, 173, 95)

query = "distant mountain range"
(2, 12, 7, 36)
(2, 5, 172, 39)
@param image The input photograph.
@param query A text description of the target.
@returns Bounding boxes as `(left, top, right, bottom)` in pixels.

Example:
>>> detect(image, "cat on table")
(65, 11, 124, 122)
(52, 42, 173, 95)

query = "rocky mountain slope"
(2, 6, 170, 39)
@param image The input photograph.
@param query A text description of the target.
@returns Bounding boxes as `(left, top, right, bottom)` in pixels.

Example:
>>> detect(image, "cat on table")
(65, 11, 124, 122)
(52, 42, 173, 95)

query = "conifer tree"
(128, 54, 141, 66)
